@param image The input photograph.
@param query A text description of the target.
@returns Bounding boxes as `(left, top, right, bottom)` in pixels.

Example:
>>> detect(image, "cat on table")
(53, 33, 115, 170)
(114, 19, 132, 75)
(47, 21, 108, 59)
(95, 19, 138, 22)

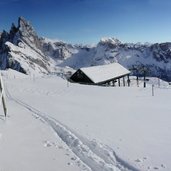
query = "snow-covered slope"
(1, 70, 171, 171)
(1, 17, 171, 80)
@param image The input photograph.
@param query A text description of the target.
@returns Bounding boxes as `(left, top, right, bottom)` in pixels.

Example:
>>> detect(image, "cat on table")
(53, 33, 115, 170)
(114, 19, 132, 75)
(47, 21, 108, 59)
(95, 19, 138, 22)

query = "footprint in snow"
(147, 166, 151, 170)
(153, 166, 159, 170)
(34, 115, 40, 119)
(71, 157, 77, 161)
(135, 159, 142, 163)
(58, 145, 64, 149)
(43, 140, 52, 147)
(67, 162, 73, 166)
(76, 161, 81, 167)
(147, 165, 166, 170)
(143, 157, 147, 160)
(161, 164, 166, 168)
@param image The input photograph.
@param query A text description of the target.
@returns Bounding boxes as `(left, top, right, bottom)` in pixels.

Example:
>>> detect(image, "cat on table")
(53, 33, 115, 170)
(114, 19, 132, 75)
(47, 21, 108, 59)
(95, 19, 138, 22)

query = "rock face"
(91, 39, 171, 80)
(0, 17, 94, 75)
(0, 17, 54, 75)
(1, 17, 171, 80)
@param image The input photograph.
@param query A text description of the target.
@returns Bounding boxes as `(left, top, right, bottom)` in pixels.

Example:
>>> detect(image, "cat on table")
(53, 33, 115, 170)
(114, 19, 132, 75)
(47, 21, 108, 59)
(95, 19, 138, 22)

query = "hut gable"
(70, 69, 94, 84)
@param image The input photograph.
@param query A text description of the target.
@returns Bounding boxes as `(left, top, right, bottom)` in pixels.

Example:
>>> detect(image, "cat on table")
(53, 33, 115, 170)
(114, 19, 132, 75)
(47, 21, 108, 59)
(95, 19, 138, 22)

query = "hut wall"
(70, 69, 93, 84)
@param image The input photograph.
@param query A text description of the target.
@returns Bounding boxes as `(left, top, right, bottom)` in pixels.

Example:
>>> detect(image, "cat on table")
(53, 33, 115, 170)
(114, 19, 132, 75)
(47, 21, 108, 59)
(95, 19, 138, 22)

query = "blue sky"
(0, 0, 171, 44)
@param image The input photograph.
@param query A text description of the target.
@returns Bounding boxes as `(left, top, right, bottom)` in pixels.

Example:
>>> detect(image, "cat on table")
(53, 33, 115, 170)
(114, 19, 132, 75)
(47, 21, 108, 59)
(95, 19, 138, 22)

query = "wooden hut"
(70, 63, 130, 86)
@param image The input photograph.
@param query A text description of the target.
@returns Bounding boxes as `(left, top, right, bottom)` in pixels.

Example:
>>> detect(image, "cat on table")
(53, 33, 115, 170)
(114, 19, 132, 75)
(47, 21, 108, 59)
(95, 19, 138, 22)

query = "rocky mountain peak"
(18, 17, 35, 34)
(0, 17, 53, 74)
(1, 16, 38, 47)
(17, 17, 39, 45)
(100, 37, 121, 45)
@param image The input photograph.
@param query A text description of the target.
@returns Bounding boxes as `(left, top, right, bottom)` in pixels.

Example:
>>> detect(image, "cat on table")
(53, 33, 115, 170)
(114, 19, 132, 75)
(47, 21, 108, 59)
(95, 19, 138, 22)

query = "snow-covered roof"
(80, 63, 130, 84)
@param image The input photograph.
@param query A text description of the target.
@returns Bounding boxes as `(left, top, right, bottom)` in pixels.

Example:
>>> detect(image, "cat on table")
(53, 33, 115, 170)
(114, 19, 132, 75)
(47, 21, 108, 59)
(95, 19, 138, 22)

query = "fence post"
(0, 73, 7, 117)
(67, 80, 69, 87)
(158, 77, 160, 88)
(152, 84, 154, 96)
(2, 96, 7, 117)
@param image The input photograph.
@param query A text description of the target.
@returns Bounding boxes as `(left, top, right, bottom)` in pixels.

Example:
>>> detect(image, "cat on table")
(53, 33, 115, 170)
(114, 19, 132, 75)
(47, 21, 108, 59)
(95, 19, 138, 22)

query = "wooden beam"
(136, 75, 139, 87)
(123, 77, 125, 87)
(127, 75, 130, 87)
(118, 78, 120, 87)
(113, 80, 115, 87)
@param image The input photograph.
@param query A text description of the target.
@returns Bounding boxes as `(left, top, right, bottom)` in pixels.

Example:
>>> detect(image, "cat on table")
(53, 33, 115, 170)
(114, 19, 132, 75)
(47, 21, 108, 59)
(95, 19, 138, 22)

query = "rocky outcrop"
(40, 38, 75, 59)
(0, 17, 53, 75)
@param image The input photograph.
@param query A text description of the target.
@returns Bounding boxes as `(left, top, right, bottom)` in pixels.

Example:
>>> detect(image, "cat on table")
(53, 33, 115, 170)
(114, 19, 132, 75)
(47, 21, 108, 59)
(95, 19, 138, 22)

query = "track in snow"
(5, 84, 140, 171)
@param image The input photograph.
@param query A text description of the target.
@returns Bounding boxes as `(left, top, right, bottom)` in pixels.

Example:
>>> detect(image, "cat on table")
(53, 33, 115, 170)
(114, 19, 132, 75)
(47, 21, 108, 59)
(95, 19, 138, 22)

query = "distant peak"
(100, 37, 121, 45)
(18, 16, 30, 28)
(18, 16, 27, 24)
(41, 37, 64, 44)
(17, 16, 37, 37)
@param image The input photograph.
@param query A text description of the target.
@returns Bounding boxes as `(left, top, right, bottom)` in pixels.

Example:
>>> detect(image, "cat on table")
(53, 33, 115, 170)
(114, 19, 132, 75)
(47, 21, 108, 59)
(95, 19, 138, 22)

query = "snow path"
(5, 83, 139, 171)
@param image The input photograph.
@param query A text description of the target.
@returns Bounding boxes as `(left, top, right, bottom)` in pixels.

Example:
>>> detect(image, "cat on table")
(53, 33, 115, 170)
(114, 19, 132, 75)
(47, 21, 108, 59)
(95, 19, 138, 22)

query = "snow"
(5, 41, 58, 75)
(0, 70, 171, 171)
(6, 42, 44, 60)
(41, 37, 65, 44)
(100, 38, 121, 45)
(80, 63, 130, 83)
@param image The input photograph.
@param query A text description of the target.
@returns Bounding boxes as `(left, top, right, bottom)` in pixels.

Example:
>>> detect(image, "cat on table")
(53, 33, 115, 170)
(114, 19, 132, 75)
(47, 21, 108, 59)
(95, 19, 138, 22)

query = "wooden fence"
(0, 73, 7, 117)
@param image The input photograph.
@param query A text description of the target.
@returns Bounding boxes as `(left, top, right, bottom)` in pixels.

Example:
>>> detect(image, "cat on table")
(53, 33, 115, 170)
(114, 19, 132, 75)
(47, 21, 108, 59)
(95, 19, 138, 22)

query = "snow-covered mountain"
(0, 17, 56, 75)
(1, 17, 171, 80)
(91, 38, 171, 80)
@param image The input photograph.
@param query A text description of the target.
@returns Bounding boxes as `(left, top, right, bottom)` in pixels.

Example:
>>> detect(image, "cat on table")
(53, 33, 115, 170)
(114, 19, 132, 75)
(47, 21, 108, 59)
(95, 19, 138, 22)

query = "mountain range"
(1, 17, 171, 80)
